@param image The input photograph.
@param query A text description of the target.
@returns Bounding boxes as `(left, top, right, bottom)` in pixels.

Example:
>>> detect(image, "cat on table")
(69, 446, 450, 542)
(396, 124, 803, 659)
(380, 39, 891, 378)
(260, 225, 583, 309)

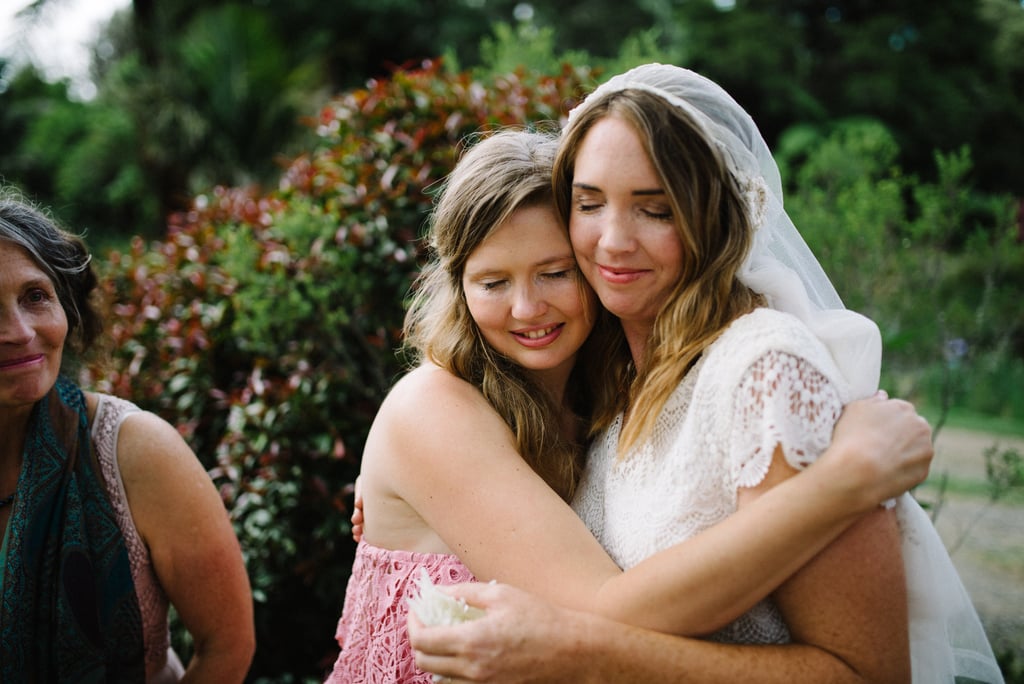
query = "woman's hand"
(827, 391, 933, 509)
(409, 582, 600, 684)
(351, 476, 364, 543)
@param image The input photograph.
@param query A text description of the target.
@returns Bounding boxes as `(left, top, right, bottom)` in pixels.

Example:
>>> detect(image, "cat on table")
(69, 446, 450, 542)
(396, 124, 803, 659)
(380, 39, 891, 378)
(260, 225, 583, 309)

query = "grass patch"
(919, 476, 1024, 505)
(920, 474, 992, 498)
(921, 406, 1024, 438)
(979, 546, 1024, 582)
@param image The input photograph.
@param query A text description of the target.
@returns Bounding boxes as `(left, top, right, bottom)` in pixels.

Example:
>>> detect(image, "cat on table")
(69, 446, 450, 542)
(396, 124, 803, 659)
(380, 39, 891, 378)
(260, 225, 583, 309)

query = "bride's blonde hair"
(553, 91, 763, 455)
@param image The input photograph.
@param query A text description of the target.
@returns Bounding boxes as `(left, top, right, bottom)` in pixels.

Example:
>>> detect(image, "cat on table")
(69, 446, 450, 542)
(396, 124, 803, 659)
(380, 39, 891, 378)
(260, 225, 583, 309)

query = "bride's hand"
(827, 391, 933, 508)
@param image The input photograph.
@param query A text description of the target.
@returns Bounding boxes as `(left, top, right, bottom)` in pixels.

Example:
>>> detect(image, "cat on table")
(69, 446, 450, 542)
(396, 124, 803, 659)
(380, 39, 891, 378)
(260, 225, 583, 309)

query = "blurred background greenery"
(4, 0, 1022, 243)
(2, 1, 1023, 681)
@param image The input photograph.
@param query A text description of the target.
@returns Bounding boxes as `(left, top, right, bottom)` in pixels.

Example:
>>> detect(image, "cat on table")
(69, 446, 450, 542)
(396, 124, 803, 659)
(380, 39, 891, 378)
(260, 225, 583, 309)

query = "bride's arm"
(410, 574, 903, 684)
(591, 393, 929, 634)
(382, 370, 929, 636)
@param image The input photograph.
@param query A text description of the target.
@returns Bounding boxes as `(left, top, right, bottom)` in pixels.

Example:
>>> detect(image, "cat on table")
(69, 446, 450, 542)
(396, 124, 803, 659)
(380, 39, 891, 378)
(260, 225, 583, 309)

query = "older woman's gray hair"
(0, 186, 102, 353)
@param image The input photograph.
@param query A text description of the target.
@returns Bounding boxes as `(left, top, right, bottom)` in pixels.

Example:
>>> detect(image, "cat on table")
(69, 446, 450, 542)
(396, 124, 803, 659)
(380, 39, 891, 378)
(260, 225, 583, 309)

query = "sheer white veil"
(568, 63, 1004, 684)
(568, 63, 880, 398)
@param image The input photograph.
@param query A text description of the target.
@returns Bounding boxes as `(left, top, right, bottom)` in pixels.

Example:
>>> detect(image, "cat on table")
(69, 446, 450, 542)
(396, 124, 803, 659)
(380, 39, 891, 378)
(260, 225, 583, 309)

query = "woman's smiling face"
(0, 240, 68, 411)
(567, 114, 684, 332)
(462, 203, 596, 383)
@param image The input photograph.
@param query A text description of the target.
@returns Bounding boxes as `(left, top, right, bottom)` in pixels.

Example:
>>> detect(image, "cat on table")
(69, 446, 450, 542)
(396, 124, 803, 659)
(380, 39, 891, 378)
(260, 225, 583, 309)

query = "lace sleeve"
(729, 350, 843, 490)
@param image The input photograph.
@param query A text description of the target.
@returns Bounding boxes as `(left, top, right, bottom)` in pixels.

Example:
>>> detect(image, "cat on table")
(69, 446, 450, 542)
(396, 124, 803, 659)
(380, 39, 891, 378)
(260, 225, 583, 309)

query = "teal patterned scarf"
(0, 376, 145, 682)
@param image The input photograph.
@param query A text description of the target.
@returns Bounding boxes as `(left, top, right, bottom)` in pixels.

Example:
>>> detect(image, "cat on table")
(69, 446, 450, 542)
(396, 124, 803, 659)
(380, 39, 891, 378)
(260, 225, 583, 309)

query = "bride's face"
(567, 114, 684, 332)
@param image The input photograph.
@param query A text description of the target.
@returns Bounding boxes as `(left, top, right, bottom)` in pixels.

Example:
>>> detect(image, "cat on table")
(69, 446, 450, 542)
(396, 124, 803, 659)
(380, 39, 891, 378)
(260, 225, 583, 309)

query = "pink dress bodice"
(326, 541, 476, 683)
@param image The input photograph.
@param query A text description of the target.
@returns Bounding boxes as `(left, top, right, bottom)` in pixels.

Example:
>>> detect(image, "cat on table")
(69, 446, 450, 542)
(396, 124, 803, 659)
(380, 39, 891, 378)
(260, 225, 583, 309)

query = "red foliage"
(85, 60, 596, 677)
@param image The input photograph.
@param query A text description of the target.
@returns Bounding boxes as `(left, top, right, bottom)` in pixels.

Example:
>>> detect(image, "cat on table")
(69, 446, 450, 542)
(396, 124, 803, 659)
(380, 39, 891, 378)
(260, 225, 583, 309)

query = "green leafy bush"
(779, 120, 1023, 418)
(84, 60, 595, 681)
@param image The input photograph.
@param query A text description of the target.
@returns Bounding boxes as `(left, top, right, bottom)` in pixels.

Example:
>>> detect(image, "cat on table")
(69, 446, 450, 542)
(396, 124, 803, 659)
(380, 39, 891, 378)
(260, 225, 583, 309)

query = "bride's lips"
(597, 264, 648, 284)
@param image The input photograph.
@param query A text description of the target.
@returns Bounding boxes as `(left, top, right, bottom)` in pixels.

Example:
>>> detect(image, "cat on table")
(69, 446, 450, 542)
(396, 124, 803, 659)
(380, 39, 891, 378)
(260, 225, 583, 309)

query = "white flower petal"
(406, 568, 485, 627)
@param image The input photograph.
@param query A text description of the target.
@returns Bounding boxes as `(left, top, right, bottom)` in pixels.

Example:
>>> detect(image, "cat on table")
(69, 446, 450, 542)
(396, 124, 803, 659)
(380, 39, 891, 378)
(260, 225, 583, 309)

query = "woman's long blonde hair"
(553, 90, 764, 455)
(404, 129, 621, 501)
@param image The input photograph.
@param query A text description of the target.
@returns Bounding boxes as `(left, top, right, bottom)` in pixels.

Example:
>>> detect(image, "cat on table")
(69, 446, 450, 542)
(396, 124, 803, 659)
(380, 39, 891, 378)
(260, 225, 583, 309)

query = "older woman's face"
(0, 241, 68, 411)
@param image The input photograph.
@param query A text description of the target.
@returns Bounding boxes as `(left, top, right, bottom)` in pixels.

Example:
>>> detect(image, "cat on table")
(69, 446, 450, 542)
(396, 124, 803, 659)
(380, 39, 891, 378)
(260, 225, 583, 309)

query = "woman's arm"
(409, 580, 904, 684)
(590, 392, 928, 634)
(408, 582, 705, 684)
(374, 369, 930, 636)
(116, 409, 255, 683)
(736, 446, 910, 681)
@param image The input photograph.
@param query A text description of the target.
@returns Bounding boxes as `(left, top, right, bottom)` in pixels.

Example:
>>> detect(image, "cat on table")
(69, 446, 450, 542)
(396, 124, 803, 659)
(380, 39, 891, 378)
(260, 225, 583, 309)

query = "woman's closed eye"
(642, 207, 674, 221)
(573, 199, 602, 214)
(479, 279, 508, 292)
(571, 190, 603, 214)
(541, 268, 574, 281)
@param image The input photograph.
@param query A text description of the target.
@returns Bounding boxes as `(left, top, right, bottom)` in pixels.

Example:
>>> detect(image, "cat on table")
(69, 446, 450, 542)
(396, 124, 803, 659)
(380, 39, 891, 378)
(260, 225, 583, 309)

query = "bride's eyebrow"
(571, 182, 665, 197)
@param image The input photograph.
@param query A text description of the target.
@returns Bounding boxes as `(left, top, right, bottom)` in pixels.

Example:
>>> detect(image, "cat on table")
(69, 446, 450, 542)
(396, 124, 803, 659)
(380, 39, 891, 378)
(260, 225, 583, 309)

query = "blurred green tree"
(3, 0, 1022, 240)
(664, 0, 1024, 195)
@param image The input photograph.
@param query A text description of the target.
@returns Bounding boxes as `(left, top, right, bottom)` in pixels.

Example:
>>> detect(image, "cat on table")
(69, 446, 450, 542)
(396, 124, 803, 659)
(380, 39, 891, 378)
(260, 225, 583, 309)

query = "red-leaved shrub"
(85, 60, 597, 679)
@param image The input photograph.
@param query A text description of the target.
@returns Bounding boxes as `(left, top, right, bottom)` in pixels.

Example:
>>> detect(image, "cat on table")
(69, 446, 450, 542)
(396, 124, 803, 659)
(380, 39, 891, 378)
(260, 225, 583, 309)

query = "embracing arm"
(409, 583, 727, 684)
(409, 580, 903, 684)
(379, 369, 929, 637)
(591, 392, 928, 634)
(116, 410, 255, 683)
(409, 445, 912, 683)
(730, 444, 910, 682)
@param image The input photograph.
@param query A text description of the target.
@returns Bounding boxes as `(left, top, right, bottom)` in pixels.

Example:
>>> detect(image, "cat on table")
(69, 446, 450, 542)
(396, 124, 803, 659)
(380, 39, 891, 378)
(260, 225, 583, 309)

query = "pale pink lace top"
(92, 393, 183, 682)
(326, 541, 476, 683)
(572, 308, 848, 645)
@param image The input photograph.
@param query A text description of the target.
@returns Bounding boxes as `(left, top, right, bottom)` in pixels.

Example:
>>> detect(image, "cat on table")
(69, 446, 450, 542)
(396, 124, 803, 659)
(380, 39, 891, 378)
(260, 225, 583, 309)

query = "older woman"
(0, 188, 254, 682)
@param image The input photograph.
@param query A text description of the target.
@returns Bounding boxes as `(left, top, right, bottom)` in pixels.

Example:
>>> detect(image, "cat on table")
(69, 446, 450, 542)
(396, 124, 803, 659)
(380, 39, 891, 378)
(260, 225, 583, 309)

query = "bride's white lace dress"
(572, 307, 1004, 682)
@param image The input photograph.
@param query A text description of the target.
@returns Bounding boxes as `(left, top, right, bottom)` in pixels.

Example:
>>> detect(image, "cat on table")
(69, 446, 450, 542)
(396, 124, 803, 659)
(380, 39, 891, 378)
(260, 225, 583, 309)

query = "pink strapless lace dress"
(325, 540, 476, 683)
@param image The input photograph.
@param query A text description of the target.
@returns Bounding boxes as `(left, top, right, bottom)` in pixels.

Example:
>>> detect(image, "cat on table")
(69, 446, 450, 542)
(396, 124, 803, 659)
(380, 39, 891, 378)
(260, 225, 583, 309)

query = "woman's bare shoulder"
(368, 362, 513, 470)
(384, 363, 493, 417)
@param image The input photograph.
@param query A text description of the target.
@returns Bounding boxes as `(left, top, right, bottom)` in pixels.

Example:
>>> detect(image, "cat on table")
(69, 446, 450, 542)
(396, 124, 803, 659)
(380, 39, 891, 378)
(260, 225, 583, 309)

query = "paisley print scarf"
(0, 375, 144, 682)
